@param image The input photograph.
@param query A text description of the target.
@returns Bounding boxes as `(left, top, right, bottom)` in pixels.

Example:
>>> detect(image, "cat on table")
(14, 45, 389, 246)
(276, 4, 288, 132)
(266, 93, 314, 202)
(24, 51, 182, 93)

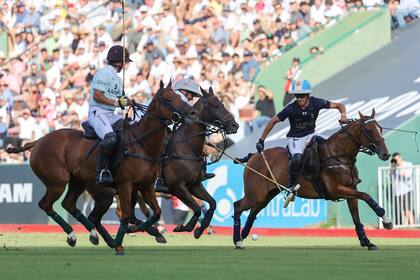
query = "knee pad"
(289, 153, 303, 173)
(101, 132, 118, 150)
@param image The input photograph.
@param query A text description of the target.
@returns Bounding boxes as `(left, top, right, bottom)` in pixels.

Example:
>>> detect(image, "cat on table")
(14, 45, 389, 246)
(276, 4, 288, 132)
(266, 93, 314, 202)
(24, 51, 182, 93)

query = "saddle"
(82, 119, 126, 168)
(287, 136, 332, 199)
(295, 136, 360, 200)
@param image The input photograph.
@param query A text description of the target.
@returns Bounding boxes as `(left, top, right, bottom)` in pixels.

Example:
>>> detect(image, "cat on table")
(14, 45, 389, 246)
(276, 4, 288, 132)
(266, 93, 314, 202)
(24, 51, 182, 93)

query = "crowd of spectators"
(0, 0, 419, 163)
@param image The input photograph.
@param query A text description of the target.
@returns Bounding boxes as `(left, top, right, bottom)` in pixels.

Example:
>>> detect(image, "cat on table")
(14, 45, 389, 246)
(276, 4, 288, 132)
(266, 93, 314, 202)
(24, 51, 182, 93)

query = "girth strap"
(125, 151, 158, 163)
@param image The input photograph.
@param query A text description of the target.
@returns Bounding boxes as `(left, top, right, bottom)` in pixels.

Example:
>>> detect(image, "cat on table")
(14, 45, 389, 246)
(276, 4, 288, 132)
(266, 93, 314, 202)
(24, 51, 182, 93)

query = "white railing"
(378, 165, 420, 228)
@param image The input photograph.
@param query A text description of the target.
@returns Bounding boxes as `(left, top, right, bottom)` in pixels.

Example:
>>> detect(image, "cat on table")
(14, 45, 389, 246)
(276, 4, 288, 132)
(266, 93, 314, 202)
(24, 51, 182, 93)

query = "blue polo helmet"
(289, 79, 312, 95)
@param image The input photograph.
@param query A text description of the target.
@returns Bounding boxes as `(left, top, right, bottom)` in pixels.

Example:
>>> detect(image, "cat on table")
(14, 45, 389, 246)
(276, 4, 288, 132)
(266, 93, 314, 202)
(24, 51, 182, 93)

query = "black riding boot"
(96, 151, 113, 184)
(202, 173, 215, 181)
(287, 170, 299, 191)
(287, 153, 303, 191)
(96, 132, 117, 185)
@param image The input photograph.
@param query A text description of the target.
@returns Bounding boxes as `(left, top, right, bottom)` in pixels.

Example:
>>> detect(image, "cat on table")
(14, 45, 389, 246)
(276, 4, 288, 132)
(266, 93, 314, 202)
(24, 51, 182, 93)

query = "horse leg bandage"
(48, 211, 73, 234)
(366, 197, 385, 217)
(232, 216, 241, 243)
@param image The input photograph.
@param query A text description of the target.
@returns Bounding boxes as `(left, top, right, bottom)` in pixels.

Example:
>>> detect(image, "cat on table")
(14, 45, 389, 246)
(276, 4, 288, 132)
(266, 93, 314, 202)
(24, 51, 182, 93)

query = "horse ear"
(159, 80, 164, 89)
(358, 111, 364, 119)
(209, 86, 214, 95)
(201, 87, 208, 96)
(166, 79, 172, 89)
(371, 108, 376, 118)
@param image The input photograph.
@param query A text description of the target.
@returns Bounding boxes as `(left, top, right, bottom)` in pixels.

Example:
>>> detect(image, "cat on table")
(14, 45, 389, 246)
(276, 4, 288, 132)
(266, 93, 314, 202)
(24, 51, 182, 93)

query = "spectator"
(284, 57, 302, 106)
(390, 152, 415, 225)
(245, 86, 275, 135)
(241, 50, 260, 82)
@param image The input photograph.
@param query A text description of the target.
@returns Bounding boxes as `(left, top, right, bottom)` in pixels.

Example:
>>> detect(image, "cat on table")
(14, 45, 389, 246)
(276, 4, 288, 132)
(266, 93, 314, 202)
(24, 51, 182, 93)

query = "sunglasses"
(295, 94, 309, 99)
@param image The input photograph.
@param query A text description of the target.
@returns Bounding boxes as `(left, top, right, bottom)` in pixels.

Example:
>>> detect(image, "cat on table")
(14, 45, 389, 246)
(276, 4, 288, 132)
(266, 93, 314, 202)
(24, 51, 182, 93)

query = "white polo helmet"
(173, 78, 202, 97)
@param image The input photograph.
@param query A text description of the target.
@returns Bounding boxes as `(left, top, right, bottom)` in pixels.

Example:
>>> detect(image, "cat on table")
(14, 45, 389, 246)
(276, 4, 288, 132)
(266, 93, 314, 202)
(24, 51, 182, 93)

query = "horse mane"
(326, 119, 360, 141)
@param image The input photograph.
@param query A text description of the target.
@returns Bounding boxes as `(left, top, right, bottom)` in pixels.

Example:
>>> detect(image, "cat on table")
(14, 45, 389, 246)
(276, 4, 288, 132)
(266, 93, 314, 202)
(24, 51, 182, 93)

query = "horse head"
(194, 87, 239, 134)
(357, 109, 390, 161)
(151, 80, 197, 123)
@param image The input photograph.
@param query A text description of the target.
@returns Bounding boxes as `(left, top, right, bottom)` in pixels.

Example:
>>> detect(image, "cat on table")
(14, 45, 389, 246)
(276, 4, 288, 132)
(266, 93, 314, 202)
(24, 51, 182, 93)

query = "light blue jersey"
(89, 65, 123, 111)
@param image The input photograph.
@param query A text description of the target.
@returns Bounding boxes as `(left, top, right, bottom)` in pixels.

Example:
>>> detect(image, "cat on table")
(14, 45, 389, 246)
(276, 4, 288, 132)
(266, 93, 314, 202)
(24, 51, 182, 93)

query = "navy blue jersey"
(277, 97, 331, 137)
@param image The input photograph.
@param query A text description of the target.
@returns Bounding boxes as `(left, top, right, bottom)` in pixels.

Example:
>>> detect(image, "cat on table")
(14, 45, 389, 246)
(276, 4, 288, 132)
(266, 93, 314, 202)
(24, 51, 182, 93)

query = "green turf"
(1, 233, 420, 280)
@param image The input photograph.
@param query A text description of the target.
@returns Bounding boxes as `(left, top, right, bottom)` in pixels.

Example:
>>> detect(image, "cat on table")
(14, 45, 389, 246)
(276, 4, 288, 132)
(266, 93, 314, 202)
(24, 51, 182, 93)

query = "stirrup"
(97, 169, 113, 184)
(154, 178, 170, 193)
(283, 184, 301, 208)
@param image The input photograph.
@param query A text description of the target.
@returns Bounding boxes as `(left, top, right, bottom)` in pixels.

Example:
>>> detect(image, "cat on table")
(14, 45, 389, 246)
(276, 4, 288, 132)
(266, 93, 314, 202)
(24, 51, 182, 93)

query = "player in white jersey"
(88, 45, 132, 184)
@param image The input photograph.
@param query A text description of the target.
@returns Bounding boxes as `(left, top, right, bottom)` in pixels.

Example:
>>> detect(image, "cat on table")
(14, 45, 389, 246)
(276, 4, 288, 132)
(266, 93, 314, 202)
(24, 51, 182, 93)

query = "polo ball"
(251, 234, 258, 241)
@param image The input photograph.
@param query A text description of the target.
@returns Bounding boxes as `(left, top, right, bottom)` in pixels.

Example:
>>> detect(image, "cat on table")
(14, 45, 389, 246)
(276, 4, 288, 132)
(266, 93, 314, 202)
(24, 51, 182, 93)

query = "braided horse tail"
(6, 140, 38, 154)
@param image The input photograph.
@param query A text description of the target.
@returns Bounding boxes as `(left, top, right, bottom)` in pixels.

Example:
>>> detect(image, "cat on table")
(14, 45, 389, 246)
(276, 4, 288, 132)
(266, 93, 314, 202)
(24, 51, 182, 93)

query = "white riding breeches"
(287, 133, 315, 156)
(88, 106, 123, 139)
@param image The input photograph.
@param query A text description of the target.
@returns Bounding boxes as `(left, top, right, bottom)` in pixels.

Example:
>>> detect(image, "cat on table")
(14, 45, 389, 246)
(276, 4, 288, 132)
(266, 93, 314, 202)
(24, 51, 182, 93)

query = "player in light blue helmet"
(256, 79, 348, 192)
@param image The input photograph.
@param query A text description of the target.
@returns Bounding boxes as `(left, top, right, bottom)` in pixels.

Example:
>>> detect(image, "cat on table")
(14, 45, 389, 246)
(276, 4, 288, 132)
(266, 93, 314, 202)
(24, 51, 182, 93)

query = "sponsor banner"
(0, 164, 48, 224)
(204, 161, 327, 228)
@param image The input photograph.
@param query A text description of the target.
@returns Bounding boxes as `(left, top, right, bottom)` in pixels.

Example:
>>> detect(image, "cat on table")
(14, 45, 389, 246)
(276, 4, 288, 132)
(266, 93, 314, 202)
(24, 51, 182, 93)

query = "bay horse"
(7, 81, 196, 254)
(233, 109, 393, 250)
(126, 87, 239, 238)
(152, 87, 238, 238)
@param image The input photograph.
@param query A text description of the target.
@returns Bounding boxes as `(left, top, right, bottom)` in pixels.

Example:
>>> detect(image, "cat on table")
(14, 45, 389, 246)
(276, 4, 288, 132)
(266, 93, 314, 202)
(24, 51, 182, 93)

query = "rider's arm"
(330, 102, 348, 122)
(260, 115, 281, 141)
(93, 89, 118, 107)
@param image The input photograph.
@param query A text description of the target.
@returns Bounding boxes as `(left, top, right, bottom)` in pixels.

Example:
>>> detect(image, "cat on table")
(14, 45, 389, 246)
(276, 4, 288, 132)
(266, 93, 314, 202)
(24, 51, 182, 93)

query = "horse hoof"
(382, 221, 393, 230)
(126, 225, 135, 233)
(194, 228, 204, 239)
(173, 224, 184, 232)
(115, 246, 125, 255)
(235, 241, 244, 249)
(89, 234, 99, 246)
(155, 235, 167, 244)
(367, 244, 378, 251)
(66, 237, 76, 247)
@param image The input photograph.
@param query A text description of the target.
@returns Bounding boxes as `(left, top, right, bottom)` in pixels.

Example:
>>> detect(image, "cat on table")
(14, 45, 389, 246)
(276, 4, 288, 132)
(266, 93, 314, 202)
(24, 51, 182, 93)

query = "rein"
(162, 95, 232, 166)
(124, 91, 192, 162)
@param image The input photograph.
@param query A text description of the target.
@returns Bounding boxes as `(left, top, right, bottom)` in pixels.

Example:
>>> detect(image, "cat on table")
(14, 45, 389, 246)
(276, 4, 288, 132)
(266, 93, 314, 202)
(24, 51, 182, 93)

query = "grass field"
(1, 233, 420, 280)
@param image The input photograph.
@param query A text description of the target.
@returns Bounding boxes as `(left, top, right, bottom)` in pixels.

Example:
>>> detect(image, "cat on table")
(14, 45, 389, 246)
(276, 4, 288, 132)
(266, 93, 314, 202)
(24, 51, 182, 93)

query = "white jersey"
(89, 65, 123, 112)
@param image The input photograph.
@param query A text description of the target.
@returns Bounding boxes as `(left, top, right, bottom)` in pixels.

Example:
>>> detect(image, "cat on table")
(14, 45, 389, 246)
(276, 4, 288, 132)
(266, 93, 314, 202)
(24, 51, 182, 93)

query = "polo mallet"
(207, 143, 294, 207)
(260, 151, 299, 208)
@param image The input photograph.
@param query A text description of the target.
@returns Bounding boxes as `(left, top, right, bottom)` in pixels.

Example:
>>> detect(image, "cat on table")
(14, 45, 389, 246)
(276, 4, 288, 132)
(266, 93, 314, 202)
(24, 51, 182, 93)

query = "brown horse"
(233, 109, 393, 250)
(129, 87, 239, 238)
(159, 87, 238, 238)
(7, 81, 196, 254)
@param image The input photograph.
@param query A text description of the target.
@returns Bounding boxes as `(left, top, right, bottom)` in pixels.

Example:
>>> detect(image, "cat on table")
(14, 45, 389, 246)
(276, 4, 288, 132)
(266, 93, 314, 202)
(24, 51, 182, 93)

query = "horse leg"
(114, 182, 133, 255)
(346, 197, 377, 250)
(172, 185, 202, 233)
(129, 184, 162, 232)
(242, 189, 280, 240)
(359, 192, 393, 230)
(232, 196, 256, 249)
(61, 177, 99, 245)
(126, 189, 166, 243)
(189, 183, 216, 239)
(38, 184, 76, 247)
(87, 184, 116, 249)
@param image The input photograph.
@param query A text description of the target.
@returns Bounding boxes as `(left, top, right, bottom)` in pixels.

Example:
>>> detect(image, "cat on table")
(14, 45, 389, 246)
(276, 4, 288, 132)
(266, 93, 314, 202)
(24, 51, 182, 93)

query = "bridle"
(342, 118, 385, 156)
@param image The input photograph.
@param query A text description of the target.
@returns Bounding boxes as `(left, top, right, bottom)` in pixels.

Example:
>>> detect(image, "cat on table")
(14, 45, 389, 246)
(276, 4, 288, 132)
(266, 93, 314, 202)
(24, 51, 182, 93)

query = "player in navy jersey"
(256, 79, 348, 192)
